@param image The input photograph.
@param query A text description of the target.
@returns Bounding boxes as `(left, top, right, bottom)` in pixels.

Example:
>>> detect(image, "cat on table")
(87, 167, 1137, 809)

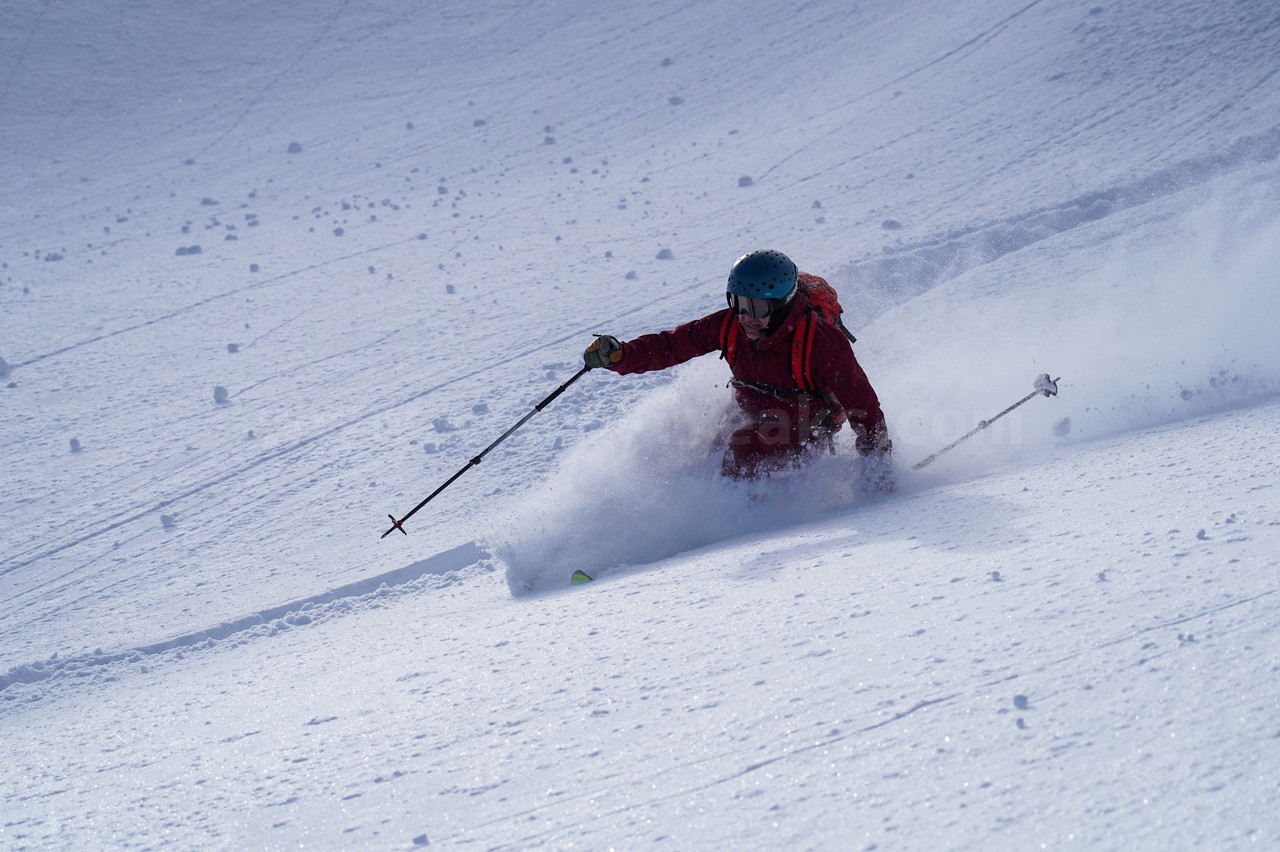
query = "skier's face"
(728, 293, 781, 339)
(738, 312, 770, 339)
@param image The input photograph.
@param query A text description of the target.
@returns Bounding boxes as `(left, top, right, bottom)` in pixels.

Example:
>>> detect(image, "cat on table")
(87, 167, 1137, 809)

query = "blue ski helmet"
(726, 249, 798, 299)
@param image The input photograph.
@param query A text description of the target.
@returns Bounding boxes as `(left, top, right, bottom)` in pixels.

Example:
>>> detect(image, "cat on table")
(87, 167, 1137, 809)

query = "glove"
(583, 334, 624, 369)
(860, 447, 895, 494)
(856, 433, 894, 494)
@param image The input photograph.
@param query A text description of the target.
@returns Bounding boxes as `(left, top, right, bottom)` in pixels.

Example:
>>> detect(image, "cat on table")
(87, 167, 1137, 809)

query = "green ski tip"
(570, 570, 593, 584)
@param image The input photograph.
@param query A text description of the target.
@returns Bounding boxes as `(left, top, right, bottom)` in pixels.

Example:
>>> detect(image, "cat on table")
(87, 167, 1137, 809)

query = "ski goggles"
(727, 293, 786, 320)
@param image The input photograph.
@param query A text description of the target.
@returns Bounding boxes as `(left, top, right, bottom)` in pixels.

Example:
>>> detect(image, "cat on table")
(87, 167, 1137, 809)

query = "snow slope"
(3, 0, 1279, 848)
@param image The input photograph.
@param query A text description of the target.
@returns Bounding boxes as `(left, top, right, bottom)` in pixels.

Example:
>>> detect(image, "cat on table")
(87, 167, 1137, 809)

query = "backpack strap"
(790, 307, 818, 393)
(718, 311, 740, 367)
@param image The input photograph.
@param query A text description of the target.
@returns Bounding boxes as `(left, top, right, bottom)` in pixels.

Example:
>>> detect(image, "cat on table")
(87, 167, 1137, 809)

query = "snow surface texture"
(2, 0, 1279, 848)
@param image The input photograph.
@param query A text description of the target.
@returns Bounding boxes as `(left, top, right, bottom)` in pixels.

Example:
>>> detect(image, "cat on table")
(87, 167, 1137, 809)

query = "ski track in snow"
(0, 542, 490, 694)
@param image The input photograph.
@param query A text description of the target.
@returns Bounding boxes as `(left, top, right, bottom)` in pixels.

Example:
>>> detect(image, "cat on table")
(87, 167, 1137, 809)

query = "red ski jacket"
(609, 292, 889, 458)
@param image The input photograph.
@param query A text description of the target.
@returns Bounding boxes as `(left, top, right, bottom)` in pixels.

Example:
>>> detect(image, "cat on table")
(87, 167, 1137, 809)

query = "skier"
(583, 249, 892, 488)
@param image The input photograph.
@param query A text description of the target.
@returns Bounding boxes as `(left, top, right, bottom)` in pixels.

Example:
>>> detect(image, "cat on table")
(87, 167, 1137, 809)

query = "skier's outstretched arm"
(581, 312, 726, 375)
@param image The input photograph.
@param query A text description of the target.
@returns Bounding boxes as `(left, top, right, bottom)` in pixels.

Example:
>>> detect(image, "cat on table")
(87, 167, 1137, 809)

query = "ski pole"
(382, 365, 592, 538)
(912, 374, 1060, 471)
